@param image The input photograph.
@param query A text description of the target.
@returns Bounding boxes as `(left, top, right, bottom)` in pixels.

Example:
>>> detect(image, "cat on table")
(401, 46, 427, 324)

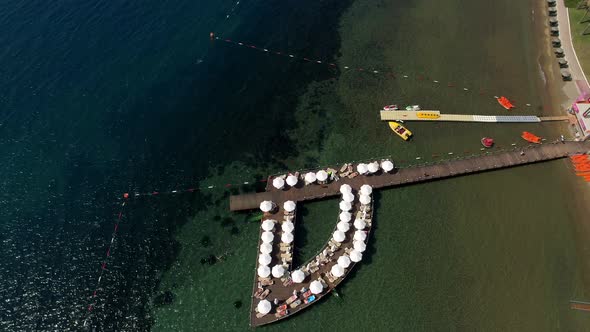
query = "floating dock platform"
(379, 110, 569, 123)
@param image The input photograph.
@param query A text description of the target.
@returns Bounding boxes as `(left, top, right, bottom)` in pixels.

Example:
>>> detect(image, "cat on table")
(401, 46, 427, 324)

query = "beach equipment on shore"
(259, 253, 272, 266)
(284, 200, 296, 212)
(354, 240, 367, 253)
(304, 172, 316, 183)
(381, 160, 394, 172)
(356, 163, 368, 174)
(262, 219, 275, 231)
(354, 219, 366, 230)
(272, 265, 286, 278)
(261, 231, 274, 243)
(257, 265, 271, 278)
(360, 195, 371, 205)
(342, 192, 354, 203)
(316, 170, 328, 182)
(354, 230, 367, 241)
(338, 255, 351, 269)
(339, 184, 352, 194)
(333, 230, 346, 243)
(337, 221, 350, 233)
(350, 250, 363, 262)
(339, 211, 352, 222)
(310, 280, 324, 294)
(281, 232, 294, 244)
(286, 174, 298, 187)
(257, 299, 272, 314)
(360, 184, 372, 195)
(292, 270, 305, 283)
(339, 201, 352, 211)
(368, 161, 379, 173)
(259, 200, 274, 212)
(260, 243, 272, 254)
(281, 221, 294, 233)
(331, 264, 345, 278)
(272, 177, 285, 189)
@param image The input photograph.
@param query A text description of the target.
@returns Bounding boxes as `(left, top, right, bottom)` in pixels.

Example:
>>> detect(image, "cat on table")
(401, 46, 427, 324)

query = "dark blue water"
(0, 1, 347, 330)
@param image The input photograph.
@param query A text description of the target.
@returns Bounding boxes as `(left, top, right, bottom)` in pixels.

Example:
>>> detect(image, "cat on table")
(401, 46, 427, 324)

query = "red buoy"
(123, 193, 129, 199)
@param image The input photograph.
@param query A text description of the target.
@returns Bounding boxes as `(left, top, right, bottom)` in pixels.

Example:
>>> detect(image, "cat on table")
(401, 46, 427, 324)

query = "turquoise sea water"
(1, 0, 589, 331)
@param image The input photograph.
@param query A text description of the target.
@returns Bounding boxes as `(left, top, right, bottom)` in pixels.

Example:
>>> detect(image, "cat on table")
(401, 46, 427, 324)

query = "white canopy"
(354, 219, 366, 230)
(338, 255, 351, 268)
(342, 192, 355, 203)
(381, 160, 394, 172)
(339, 211, 352, 222)
(261, 219, 275, 231)
(292, 270, 305, 283)
(316, 170, 328, 182)
(286, 174, 298, 186)
(260, 200, 274, 212)
(354, 240, 367, 253)
(257, 265, 271, 278)
(281, 221, 295, 233)
(367, 161, 380, 173)
(272, 177, 285, 189)
(337, 221, 350, 233)
(258, 253, 272, 266)
(257, 299, 272, 314)
(304, 172, 316, 183)
(331, 264, 345, 278)
(339, 201, 352, 212)
(333, 230, 346, 243)
(354, 230, 367, 241)
(283, 200, 296, 212)
(281, 232, 294, 244)
(310, 280, 324, 294)
(339, 184, 352, 194)
(356, 163, 368, 174)
(261, 231, 274, 243)
(260, 243, 272, 254)
(271, 265, 285, 278)
(360, 184, 373, 195)
(350, 249, 363, 262)
(360, 194, 371, 205)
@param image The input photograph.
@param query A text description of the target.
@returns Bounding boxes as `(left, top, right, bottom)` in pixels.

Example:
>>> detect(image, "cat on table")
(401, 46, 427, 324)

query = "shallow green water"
(152, 0, 590, 330)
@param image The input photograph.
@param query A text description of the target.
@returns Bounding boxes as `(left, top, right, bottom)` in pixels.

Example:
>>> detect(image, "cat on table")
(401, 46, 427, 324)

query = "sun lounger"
(304, 295, 316, 304)
(310, 265, 319, 273)
(289, 299, 302, 308)
(254, 288, 264, 298)
(259, 289, 270, 300)
(348, 172, 359, 179)
(260, 278, 274, 286)
(302, 290, 312, 299)
(339, 164, 348, 173)
(286, 294, 298, 305)
(339, 170, 351, 177)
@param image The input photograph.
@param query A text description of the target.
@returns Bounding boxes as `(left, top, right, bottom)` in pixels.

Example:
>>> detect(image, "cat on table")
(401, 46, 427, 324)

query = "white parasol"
(331, 264, 345, 278)
(342, 192, 355, 203)
(272, 177, 285, 189)
(283, 200, 296, 212)
(339, 201, 352, 212)
(259, 200, 274, 212)
(381, 160, 394, 172)
(333, 230, 346, 243)
(310, 280, 324, 294)
(271, 265, 286, 278)
(337, 255, 351, 268)
(354, 230, 367, 241)
(339, 184, 352, 194)
(354, 219, 366, 230)
(291, 270, 305, 283)
(261, 231, 274, 243)
(367, 161, 379, 173)
(304, 172, 316, 183)
(258, 253, 272, 266)
(356, 163, 368, 174)
(360, 184, 373, 195)
(339, 211, 352, 222)
(316, 170, 328, 182)
(257, 265, 271, 278)
(281, 221, 295, 233)
(286, 174, 298, 186)
(350, 249, 363, 262)
(281, 232, 294, 244)
(261, 219, 275, 231)
(353, 240, 366, 253)
(257, 299, 272, 314)
(260, 242, 272, 254)
(337, 221, 350, 233)
(359, 194, 371, 205)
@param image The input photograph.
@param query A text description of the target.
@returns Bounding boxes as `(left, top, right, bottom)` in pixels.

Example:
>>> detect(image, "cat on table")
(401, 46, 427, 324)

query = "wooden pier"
(233, 141, 590, 327)
(231, 141, 590, 211)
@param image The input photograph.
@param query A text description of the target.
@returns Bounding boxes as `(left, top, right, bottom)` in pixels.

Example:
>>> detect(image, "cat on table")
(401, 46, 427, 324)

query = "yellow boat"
(388, 121, 412, 140)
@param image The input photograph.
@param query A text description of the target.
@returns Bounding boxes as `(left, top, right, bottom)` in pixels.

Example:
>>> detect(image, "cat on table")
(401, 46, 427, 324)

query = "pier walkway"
(230, 141, 590, 211)
(379, 110, 569, 123)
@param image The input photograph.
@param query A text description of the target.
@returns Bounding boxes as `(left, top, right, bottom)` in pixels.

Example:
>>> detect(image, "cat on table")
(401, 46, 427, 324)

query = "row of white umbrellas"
(357, 160, 394, 175)
(257, 264, 286, 278)
(272, 174, 299, 189)
(259, 200, 297, 213)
